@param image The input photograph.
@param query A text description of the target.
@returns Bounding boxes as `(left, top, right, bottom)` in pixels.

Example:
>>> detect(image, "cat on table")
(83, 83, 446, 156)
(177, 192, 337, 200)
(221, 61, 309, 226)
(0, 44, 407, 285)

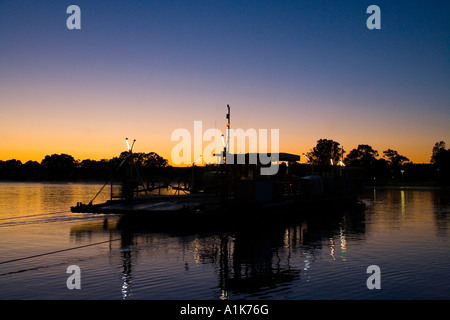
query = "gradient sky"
(1, 0, 449, 165)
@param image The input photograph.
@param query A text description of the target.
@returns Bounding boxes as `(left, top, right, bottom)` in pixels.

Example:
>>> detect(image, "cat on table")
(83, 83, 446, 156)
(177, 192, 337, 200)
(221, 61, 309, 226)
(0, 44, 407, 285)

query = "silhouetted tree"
(40, 154, 77, 180)
(431, 141, 450, 166)
(41, 154, 76, 170)
(78, 159, 111, 181)
(24, 160, 40, 167)
(430, 141, 450, 185)
(113, 152, 169, 168)
(22, 161, 43, 180)
(0, 159, 23, 180)
(345, 144, 378, 167)
(371, 158, 390, 183)
(0, 150, 172, 182)
(137, 152, 169, 168)
(383, 149, 410, 166)
(109, 152, 129, 169)
(4, 159, 22, 167)
(108, 151, 170, 179)
(307, 139, 344, 166)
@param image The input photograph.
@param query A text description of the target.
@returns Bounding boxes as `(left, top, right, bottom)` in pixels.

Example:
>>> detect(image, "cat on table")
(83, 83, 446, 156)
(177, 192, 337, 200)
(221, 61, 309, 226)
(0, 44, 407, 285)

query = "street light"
(302, 153, 310, 162)
(194, 155, 202, 165)
(339, 160, 345, 176)
(303, 153, 314, 175)
(125, 138, 135, 152)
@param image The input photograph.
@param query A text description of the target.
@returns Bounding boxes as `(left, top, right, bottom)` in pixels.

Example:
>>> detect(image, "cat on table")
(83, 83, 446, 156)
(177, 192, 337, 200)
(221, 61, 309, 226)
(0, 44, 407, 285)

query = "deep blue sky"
(1, 1, 449, 163)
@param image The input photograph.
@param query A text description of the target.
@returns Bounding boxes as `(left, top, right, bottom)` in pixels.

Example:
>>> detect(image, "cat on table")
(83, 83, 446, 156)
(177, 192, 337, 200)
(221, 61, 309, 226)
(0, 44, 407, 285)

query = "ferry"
(71, 107, 363, 224)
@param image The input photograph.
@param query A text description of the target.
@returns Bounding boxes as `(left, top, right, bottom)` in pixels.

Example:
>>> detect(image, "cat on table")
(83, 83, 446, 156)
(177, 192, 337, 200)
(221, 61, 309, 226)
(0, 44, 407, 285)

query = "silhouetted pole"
(224, 104, 230, 164)
(303, 153, 314, 175)
(192, 155, 202, 192)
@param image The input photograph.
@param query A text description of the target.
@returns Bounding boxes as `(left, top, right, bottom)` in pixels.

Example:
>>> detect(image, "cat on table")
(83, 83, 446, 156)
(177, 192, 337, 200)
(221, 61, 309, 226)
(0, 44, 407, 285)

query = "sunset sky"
(1, 1, 449, 165)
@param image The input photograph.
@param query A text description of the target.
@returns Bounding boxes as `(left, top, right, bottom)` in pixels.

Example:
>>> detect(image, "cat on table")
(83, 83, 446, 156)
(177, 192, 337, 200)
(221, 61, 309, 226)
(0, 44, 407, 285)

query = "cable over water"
(0, 210, 70, 222)
(0, 238, 122, 265)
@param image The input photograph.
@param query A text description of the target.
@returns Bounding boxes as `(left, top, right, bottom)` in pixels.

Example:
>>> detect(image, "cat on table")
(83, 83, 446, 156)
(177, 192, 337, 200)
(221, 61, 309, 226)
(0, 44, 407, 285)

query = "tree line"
(302, 139, 450, 186)
(305, 139, 411, 167)
(0, 152, 170, 182)
(0, 140, 449, 185)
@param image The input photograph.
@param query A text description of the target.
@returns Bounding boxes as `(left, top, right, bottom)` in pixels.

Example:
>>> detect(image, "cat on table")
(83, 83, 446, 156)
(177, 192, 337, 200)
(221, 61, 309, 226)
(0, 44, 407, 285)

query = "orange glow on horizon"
(0, 88, 445, 166)
(0, 137, 435, 166)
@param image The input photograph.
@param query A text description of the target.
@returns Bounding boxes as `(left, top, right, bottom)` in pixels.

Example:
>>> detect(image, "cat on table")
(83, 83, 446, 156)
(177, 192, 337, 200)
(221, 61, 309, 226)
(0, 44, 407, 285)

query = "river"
(0, 182, 448, 300)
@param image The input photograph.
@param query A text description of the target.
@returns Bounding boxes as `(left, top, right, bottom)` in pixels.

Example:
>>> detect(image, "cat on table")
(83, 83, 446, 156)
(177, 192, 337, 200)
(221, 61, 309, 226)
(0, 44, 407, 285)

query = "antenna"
(226, 104, 230, 151)
(123, 138, 147, 196)
(223, 104, 230, 164)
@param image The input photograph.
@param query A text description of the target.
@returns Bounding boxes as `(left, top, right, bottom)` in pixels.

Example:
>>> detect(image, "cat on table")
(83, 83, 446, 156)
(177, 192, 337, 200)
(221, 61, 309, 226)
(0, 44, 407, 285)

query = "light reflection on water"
(0, 182, 449, 299)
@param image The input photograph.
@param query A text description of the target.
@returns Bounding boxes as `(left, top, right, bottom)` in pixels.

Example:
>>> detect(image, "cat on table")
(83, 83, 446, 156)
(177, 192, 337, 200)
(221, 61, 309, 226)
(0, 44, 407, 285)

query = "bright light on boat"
(221, 135, 226, 148)
(194, 155, 202, 165)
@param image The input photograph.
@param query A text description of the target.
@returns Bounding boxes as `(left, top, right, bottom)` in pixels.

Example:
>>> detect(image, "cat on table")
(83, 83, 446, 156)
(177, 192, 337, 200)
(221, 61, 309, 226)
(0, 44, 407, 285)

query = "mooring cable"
(0, 210, 71, 222)
(0, 238, 122, 265)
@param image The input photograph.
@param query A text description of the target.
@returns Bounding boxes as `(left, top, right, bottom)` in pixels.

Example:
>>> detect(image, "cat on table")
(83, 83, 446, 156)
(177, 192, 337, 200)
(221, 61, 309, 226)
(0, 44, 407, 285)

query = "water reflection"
(367, 187, 450, 238)
(121, 247, 132, 299)
(433, 188, 450, 240)
(219, 226, 301, 296)
(68, 217, 134, 299)
(2, 184, 448, 299)
(401, 190, 406, 216)
(67, 188, 450, 299)
(119, 229, 134, 299)
(69, 204, 367, 299)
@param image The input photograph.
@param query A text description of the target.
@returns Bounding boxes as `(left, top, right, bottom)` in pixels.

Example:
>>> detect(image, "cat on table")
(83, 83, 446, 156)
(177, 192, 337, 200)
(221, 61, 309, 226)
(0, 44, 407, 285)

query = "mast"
(225, 104, 230, 164)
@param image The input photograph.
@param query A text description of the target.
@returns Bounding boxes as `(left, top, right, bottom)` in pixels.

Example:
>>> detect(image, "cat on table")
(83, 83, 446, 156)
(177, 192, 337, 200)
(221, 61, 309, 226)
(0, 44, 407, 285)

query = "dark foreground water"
(0, 182, 448, 300)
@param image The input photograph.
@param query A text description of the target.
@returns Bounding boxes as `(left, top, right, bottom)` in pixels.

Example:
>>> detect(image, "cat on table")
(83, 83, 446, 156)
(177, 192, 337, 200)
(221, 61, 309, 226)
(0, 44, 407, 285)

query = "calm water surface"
(0, 182, 448, 300)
